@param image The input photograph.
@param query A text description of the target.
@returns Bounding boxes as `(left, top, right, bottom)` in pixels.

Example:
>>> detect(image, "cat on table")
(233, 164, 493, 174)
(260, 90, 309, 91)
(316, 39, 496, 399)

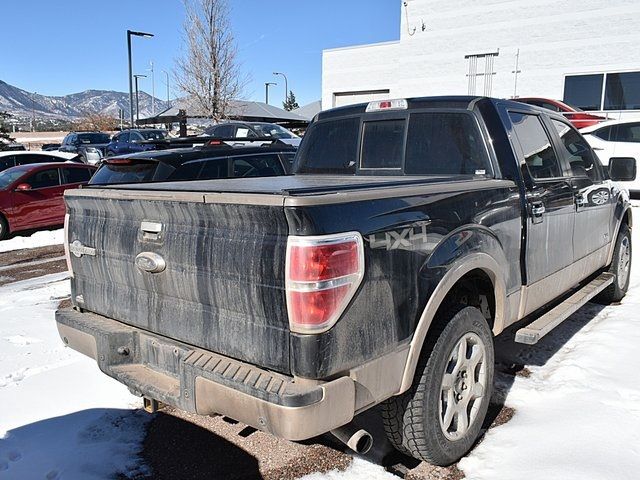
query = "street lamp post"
(273, 72, 288, 105)
(149, 61, 155, 115)
(134, 74, 147, 126)
(265, 82, 277, 105)
(162, 70, 170, 107)
(127, 30, 154, 127)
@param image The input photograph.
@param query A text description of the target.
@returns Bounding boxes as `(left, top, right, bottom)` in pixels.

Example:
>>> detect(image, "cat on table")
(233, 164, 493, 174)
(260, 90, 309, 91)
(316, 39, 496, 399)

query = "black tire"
(381, 306, 494, 466)
(596, 223, 631, 303)
(0, 215, 8, 240)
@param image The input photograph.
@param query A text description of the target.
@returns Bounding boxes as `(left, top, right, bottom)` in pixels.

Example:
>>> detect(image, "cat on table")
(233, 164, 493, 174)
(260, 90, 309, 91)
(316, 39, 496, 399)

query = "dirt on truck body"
(56, 96, 632, 466)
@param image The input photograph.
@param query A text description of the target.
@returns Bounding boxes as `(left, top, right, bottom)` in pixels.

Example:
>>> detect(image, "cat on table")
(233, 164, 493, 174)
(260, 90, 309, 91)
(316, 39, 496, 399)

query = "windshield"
(77, 133, 111, 144)
(252, 124, 297, 139)
(0, 169, 25, 189)
(139, 130, 168, 141)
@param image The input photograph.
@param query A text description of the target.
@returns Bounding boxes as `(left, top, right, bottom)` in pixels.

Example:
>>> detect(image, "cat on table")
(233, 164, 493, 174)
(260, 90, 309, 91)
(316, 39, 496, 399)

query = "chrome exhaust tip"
(331, 424, 373, 454)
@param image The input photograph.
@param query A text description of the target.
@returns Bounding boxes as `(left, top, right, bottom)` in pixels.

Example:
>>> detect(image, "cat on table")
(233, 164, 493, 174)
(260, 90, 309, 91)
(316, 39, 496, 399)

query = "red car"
(513, 97, 606, 129)
(0, 162, 96, 239)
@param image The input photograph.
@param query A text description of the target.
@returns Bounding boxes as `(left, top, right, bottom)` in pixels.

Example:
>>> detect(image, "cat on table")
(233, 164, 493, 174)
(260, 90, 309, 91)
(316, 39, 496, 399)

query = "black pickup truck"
(56, 96, 633, 466)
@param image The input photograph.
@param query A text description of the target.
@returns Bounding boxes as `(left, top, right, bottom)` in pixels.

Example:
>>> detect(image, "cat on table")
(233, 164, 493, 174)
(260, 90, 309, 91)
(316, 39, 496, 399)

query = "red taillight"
(286, 233, 364, 334)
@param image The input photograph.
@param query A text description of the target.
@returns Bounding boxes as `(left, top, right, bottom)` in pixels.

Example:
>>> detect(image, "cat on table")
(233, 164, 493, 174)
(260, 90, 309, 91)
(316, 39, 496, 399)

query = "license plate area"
(140, 333, 190, 378)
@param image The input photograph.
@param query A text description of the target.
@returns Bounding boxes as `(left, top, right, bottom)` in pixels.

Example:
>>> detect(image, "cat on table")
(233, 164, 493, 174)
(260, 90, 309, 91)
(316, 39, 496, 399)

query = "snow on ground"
(0, 229, 63, 253)
(0, 273, 148, 479)
(458, 220, 640, 480)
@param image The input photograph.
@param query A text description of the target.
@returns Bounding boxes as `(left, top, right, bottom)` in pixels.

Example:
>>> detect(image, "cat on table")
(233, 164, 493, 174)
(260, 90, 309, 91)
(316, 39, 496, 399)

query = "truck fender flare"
(607, 206, 632, 266)
(398, 252, 507, 394)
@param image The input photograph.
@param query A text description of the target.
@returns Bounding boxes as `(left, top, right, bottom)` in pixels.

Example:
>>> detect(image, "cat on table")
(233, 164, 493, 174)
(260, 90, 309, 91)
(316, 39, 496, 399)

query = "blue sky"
(2, 0, 400, 108)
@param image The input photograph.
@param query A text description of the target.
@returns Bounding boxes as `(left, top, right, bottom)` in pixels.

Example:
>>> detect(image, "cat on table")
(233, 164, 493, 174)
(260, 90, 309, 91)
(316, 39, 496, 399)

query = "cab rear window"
(295, 112, 491, 176)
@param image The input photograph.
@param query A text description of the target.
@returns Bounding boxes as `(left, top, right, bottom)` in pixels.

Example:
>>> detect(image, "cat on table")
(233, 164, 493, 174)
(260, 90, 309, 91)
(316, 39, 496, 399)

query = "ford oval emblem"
(135, 252, 166, 273)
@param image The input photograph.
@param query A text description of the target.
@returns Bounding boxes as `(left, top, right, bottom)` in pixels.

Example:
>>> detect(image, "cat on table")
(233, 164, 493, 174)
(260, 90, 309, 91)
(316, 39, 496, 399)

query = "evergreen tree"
(0, 112, 13, 143)
(282, 90, 299, 111)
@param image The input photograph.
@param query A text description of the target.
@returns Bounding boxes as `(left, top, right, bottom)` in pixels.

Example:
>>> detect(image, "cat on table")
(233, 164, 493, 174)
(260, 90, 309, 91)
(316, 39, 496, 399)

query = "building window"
(563, 74, 604, 111)
(604, 72, 640, 111)
(564, 71, 640, 111)
(465, 51, 498, 96)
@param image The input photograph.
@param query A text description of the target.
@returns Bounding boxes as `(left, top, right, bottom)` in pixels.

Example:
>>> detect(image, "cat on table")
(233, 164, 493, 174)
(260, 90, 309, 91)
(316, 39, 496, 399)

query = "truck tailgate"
(65, 189, 291, 373)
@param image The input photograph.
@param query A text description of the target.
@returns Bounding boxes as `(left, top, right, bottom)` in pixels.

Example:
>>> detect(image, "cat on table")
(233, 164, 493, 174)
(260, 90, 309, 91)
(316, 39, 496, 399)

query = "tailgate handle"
(140, 221, 163, 241)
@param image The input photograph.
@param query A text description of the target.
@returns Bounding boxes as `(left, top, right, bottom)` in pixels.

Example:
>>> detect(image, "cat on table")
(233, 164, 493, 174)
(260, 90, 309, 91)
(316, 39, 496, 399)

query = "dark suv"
(90, 143, 297, 185)
(59, 131, 111, 164)
(203, 121, 301, 146)
(105, 129, 168, 157)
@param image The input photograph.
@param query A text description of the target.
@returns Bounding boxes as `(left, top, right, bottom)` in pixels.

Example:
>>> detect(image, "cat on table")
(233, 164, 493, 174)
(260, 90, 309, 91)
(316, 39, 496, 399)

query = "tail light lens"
(286, 232, 365, 334)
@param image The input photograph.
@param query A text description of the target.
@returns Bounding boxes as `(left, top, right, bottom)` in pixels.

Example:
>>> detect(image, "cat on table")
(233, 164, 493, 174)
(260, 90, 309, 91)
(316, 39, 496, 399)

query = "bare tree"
(175, 0, 245, 121)
(73, 112, 119, 132)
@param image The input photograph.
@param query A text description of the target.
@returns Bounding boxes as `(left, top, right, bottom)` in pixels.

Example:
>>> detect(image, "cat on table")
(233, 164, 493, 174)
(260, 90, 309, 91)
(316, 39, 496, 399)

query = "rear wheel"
(0, 215, 8, 240)
(597, 223, 631, 303)
(381, 306, 494, 466)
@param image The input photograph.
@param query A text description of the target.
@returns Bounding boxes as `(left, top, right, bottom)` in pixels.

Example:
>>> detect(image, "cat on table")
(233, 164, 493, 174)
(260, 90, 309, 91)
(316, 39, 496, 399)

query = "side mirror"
(609, 157, 637, 182)
(15, 183, 32, 192)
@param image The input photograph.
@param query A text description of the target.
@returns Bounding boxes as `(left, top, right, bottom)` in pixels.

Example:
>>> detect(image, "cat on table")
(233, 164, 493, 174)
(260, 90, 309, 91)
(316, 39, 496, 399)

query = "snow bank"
(0, 273, 148, 479)
(300, 458, 398, 480)
(0, 229, 64, 253)
(458, 215, 640, 480)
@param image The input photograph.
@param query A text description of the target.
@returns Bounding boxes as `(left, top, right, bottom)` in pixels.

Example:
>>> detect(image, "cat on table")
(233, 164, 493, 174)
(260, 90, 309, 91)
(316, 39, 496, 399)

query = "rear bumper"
(55, 307, 356, 441)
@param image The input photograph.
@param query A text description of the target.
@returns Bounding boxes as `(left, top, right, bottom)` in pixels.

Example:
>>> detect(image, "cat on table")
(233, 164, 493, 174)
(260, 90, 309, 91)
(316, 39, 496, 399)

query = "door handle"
(531, 202, 545, 216)
(592, 147, 604, 151)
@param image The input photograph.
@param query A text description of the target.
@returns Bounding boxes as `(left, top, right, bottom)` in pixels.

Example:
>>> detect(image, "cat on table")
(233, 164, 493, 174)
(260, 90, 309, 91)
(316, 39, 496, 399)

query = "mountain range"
(0, 79, 168, 121)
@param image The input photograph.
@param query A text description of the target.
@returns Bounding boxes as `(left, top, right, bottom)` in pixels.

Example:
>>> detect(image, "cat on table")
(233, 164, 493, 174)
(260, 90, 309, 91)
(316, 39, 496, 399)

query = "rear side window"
(509, 112, 561, 179)
(232, 154, 285, 178)
(62, 167, 93, 184)
(612, 122, 640, 143)
(169, 158, 230, 181)
(295, 117, 360, 174)
(0, 156, 16, 171)
(361, 120, 405, 170)
(16, 154, 64, 165)
(90, 162, 158, 184)
(281, 153, 296, 168)
(26, 169, 60, 189)
(593, 126, 612, 141)
(552, 119, 601, 181)
(405, 113, 491, 175)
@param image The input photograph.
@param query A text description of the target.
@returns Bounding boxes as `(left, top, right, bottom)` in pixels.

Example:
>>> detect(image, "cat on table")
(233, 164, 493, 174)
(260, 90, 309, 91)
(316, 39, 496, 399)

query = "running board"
(515, 272, 615, 345)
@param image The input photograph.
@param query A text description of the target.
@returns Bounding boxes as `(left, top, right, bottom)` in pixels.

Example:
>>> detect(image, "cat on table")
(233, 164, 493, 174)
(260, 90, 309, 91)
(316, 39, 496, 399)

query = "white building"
(322, 0, 640, 117)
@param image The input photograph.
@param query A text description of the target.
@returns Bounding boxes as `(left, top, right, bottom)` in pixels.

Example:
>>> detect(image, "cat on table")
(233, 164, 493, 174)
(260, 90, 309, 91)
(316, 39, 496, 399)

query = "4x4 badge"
(69, 240, 97, 258)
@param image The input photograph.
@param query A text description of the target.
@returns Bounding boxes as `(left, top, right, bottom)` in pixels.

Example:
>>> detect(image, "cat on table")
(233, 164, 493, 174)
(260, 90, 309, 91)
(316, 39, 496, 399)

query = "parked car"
(513, 97, 606, 129)
(581, 119, 640, 196)
(0, 162, 96, 239)
(203, 121, 301, 146)
(42, 143, 62, 151)
(57, 96, 631, 466)
(0, 150, 81, 173)
(89, 143, 297, 185)
(59, 131, 111, 164)
(0, 143, 26, 151)
(105, 129, 168, 157)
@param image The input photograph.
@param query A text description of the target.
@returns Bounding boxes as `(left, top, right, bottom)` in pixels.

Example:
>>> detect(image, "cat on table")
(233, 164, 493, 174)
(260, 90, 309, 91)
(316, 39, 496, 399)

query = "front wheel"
(597, 223, 631, 303)
(381, 306, 494, 466)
